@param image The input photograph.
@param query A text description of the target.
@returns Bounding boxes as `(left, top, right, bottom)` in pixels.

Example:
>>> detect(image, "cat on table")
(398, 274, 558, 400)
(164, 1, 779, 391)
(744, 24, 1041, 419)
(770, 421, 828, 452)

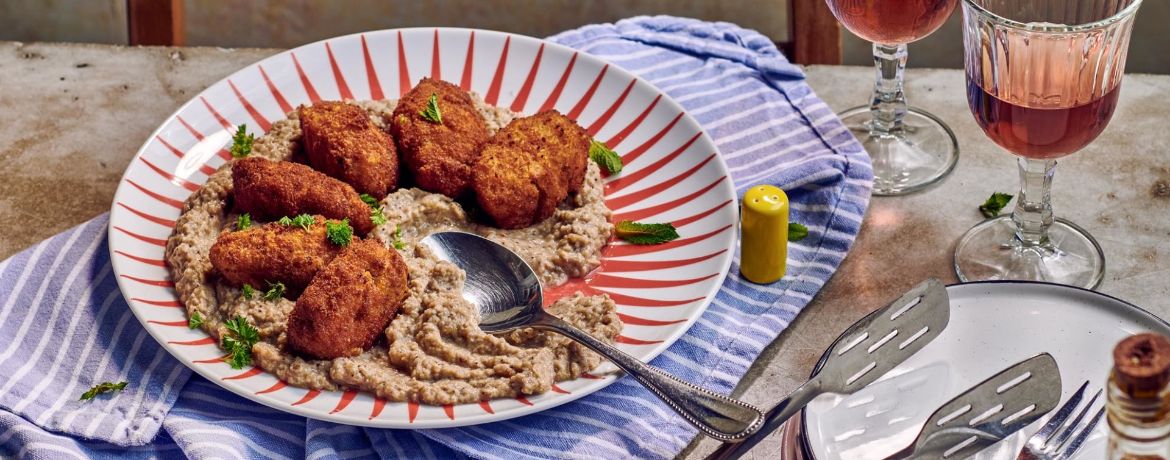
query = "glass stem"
(869, 43, 909, 137)
(1011, 158, 1057, 248)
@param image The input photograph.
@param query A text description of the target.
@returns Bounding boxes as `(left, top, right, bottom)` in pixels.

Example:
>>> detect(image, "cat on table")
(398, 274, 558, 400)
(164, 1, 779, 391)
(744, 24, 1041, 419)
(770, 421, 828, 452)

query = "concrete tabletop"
(2, 41, 1168, 457)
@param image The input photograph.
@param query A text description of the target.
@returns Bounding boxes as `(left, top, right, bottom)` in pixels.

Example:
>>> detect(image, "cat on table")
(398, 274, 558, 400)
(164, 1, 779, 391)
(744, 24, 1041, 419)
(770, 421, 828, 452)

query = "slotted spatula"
(887, 353, 1062, 459)
(709, 278, 951, 459)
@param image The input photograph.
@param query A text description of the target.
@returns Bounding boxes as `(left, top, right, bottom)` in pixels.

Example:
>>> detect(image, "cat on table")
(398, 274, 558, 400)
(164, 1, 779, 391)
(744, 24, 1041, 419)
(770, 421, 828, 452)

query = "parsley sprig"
(80, 381, 128, 402)
(788, 223, 809, 242)
(241, 284, 256, 300)
(262, 281, 285, 301)
(361, 194, 387, 226)
(615, 220, 678, 245)
(589, 139, 623, 175)
(420, 93, 442, 124)
(188, 311, 204, 329)
(979, 192, 1014, 218)
(230, 124, 254, 158)
(279, 214, 315, 230)
(221, 315, 260, 369)
(326, 219, 353, 246)
(392, 225, 406, 250)
(236, 213, 251, 231)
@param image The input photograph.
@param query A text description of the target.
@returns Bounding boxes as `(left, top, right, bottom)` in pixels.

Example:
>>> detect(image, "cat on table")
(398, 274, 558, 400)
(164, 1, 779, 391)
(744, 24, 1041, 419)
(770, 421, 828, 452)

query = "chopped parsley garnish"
(419, 93, 442, 124)
(221, 315, 260, 369)
(360, 194, 388, 226)
(79, 381, 128, 402)
(188, 311, 204, 329)
(371, 209, 387, 226)
(241, 284, 255, 300)
(281, 214, 315, 229)
(589, 139, 623, 175)
(788, 223, 809, 242)
(229, 124, 254, 159)
(278, 214, 314, 230)
(236, 213, 251, 231)
(979, 192, 1014, 218)
(615, 220, 678, 245)
(326, 219, 353, 246)
(262, 281, 285, 301)
(392, 225, 406, 250)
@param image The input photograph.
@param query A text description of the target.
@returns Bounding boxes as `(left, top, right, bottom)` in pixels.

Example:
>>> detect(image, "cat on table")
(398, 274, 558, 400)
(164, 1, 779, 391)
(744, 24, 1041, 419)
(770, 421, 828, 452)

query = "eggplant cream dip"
(166, 96, 622, 405)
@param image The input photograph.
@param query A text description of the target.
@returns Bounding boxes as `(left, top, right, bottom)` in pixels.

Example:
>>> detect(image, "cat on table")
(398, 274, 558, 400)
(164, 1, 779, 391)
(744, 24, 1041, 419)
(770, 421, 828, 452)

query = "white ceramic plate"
(801, 281, 1170, 459)
(107, 28, 737, 428)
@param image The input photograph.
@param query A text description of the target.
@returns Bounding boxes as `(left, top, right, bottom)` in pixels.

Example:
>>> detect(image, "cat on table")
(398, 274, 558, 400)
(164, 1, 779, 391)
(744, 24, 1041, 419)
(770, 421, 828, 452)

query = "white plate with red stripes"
(108, 28, 737, 428)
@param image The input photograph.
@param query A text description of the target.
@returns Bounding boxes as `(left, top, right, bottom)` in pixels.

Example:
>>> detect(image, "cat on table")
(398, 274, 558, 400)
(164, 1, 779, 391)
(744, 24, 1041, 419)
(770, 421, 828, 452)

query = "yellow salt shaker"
(740, 185, 789, 284)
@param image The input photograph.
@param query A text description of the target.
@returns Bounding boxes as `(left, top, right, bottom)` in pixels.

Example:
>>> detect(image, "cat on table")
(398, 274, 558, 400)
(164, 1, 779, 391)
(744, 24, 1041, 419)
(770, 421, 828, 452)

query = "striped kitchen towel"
(0, 15, 872, 459)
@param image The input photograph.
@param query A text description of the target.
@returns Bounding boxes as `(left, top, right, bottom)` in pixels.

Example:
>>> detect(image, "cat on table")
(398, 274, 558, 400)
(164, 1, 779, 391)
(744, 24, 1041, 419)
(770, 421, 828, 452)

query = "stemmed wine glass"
(826, 0, 961, 195)
(955, 0, 1142, 289)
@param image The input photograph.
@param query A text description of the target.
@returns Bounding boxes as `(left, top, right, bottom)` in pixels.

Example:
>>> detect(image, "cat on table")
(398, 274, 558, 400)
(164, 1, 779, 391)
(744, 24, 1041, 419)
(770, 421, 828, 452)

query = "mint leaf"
(615, 220, 678, 245)
(589, 139, 623, 174)
(979, 192, 1014, 218)
(79, 381, 128, 402)
(419, 93, 442, 124)
(788, 223, 808, 241)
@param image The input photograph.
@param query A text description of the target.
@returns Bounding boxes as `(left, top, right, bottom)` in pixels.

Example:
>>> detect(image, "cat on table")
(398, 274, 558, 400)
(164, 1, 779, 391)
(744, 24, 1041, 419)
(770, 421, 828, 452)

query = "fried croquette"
(208, 216, 342, 295)
(472, 110, 591, 229)
(390, 77, 491, 199)
(298, 101, 399, 197)
(286, 239, 409, 359)
(232, 157, 376, 234)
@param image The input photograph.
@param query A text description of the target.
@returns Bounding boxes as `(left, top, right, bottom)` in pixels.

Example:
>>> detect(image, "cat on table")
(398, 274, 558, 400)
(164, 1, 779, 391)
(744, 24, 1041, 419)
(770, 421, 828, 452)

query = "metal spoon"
(420, 231, 764, 442)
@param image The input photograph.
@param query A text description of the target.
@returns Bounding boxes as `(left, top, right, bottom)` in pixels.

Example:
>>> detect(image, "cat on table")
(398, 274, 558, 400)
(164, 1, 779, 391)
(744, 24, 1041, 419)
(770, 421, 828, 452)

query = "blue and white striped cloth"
(0, 16, 872, 459)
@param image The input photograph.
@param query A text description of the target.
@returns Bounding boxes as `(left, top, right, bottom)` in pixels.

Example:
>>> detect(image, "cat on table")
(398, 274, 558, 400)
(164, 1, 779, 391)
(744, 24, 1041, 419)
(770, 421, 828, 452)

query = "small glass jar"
(1107, 334, 1170, 460)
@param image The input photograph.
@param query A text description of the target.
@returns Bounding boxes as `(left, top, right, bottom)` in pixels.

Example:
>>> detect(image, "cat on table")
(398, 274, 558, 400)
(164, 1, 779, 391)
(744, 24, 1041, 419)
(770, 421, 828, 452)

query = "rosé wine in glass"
(955, 0, 1142, 289)
(825, 0, 961, 195)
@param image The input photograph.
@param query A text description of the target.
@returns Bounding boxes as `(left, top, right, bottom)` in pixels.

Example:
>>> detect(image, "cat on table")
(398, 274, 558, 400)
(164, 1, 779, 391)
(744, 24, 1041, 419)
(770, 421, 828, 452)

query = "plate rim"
(107, 26, 739, 428)
(796, 280, 1170, 459)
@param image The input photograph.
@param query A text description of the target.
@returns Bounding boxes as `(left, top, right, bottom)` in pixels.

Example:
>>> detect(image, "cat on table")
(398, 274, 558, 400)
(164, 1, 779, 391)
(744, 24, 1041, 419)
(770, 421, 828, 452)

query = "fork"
(1017, 380, 1105, 460)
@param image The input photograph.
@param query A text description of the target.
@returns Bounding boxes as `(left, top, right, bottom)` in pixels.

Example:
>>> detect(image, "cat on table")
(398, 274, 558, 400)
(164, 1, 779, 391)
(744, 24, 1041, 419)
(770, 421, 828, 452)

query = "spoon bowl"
(420, 231, 764, 442)
(419, 231, 542, 333)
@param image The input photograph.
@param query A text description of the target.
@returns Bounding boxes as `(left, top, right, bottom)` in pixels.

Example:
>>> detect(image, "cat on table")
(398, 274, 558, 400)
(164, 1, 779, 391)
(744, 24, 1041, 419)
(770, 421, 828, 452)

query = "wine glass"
(826, 0, 961, 195)
(955, 0, 1142, 289)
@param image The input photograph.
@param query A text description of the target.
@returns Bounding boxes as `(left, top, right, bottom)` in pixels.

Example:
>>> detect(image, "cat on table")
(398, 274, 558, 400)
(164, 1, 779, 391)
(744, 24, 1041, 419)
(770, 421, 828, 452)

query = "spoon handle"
(535, 314, 764, 442)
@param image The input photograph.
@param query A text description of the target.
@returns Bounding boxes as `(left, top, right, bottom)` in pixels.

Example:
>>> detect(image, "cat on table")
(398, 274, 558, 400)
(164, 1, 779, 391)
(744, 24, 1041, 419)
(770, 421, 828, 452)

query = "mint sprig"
(615, 220, 678, 245)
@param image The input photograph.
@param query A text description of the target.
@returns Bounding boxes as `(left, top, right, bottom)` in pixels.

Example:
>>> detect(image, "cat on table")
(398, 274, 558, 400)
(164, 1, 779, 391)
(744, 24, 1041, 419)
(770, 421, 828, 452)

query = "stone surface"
(682, 65, 1170, 458)
(1, 42, 1168, 457)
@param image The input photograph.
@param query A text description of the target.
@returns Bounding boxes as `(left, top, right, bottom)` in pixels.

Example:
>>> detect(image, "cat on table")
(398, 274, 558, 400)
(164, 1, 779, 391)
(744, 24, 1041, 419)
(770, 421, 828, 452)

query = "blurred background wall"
(1, 0, 1165, 74)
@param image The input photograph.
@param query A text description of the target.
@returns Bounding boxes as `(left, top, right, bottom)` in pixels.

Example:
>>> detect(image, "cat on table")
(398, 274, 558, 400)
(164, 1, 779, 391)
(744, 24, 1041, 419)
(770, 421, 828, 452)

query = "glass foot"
(954, 216, 1105, 289)
(839, 106, 959, 196)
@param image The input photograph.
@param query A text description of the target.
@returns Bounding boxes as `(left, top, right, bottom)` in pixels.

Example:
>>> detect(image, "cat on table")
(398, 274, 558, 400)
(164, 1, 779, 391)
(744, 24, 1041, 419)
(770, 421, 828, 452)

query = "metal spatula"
(709, 278, 951, 459)
(887, 353, 1062, 459)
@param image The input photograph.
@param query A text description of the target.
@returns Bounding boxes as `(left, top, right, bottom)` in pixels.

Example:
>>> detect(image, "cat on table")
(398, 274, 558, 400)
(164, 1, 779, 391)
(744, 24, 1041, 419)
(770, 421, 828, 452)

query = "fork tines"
(1020, 380, 1105, 460)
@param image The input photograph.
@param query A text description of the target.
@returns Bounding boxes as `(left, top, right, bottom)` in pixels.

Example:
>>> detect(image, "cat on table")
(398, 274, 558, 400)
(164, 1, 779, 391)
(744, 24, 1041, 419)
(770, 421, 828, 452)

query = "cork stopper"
(1113, 333, 1170, 397)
